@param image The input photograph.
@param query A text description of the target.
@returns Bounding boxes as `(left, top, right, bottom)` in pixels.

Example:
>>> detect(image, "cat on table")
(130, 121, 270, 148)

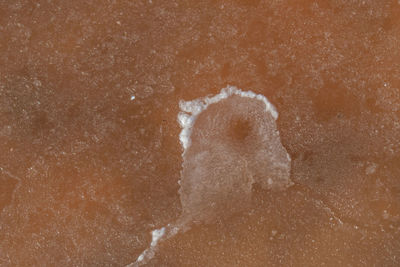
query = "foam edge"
(177, 85, 279, 152)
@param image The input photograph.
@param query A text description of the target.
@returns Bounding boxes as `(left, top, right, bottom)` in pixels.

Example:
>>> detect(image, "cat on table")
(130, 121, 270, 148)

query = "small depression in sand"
(130, 86, 292, 266)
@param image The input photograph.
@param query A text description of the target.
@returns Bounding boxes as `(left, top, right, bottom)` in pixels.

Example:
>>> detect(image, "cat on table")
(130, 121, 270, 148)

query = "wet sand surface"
(1, 0, 400, 266)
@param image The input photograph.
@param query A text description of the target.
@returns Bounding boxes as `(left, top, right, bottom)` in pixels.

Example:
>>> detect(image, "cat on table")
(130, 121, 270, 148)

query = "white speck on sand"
(365, 163, 377, 175)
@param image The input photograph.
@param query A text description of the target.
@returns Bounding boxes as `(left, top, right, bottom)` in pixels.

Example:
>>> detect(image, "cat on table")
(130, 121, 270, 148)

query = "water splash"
(128, 85, 292, 266)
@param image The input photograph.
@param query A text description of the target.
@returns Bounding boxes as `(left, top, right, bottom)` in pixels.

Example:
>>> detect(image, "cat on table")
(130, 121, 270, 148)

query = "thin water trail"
(128, 86, 292, 266)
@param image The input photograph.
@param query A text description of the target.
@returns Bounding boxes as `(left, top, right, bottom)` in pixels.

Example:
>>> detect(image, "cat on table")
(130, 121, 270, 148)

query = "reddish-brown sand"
(1, 0, 400, 266)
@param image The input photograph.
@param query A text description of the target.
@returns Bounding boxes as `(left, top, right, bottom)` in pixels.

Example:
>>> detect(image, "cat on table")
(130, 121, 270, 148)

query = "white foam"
(178, 85, 278, 151)
(128, 86, 281, 267)
(150, 227, 165, 247)
(132, 227, 166, 266)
